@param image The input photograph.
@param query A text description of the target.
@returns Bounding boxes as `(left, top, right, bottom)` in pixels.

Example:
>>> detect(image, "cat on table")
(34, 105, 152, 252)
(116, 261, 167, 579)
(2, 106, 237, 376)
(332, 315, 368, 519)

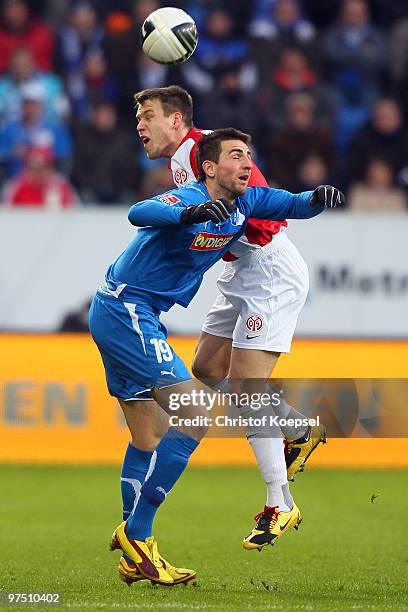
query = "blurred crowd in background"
(0, 0, 408, 210)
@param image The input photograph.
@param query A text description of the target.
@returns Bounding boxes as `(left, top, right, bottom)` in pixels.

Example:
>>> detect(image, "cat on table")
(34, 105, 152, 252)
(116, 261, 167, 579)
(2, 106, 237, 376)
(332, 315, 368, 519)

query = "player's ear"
(202, 160, 216, 179)
(172, 111, 183, 129)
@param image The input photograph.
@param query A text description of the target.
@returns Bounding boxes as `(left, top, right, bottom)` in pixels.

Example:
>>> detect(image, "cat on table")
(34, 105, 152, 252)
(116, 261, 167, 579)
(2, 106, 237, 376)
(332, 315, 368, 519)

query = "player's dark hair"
(196, 128, 251, 182)
(134, 85, 193, 128)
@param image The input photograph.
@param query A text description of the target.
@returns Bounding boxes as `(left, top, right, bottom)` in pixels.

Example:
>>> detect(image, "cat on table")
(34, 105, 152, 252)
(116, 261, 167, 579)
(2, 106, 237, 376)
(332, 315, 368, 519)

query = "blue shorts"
(89, 290, 192, 400)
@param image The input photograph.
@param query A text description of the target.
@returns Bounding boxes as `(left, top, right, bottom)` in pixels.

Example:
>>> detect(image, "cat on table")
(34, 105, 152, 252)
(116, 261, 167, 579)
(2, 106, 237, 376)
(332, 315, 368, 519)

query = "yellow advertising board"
(1, 334, 407, 466)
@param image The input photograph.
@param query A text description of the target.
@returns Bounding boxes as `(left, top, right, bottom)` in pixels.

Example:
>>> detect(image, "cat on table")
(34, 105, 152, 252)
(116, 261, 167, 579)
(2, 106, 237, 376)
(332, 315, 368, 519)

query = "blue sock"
(125, 429, 199, 540)
(121, 443, 155, 521)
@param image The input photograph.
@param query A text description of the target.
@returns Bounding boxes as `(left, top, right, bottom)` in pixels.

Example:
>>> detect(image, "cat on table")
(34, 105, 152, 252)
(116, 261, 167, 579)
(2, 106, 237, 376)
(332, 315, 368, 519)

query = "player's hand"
(181, 198, 236, 225)
(310, 185, 345, 208)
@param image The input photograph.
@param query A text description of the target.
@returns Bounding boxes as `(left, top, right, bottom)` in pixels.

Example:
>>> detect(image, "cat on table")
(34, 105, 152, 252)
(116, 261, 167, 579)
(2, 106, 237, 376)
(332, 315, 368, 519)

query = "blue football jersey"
(103, 182, 322, 311)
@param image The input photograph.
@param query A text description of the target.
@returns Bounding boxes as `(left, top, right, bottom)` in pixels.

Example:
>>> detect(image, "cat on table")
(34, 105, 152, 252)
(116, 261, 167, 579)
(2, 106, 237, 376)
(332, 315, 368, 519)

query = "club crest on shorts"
(246, 315, 263, 332)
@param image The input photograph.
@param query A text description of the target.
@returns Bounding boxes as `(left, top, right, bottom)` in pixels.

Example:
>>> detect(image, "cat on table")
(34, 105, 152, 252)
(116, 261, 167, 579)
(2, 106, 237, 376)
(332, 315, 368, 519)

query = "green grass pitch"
(0, 465, 407, 611)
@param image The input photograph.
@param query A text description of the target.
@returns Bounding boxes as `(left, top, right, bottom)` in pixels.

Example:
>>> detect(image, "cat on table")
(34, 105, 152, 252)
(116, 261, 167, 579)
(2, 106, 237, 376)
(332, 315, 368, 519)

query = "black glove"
(181, 198, 236, 225)
(311, 185, 345, 208)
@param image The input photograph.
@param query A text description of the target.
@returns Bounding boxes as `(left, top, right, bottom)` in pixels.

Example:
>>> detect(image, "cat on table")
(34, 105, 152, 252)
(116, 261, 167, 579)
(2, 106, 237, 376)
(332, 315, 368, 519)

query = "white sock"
(248, 436, 292, 512)
(215, 378, 295, 511)
(270, 390, 308, 439)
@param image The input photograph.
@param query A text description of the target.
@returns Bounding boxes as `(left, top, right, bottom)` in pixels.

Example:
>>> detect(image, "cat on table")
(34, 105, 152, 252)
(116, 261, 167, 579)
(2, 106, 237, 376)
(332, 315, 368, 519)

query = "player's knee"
(192, 358, 224, 382)
(191, 358, 208, 380)
(131, 431, 162, 452)
(177, 422, 209, 441)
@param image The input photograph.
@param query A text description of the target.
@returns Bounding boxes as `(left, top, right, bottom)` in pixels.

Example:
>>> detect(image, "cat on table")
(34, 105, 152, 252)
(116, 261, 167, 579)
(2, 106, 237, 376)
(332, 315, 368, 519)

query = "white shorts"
(201, 232, 309, 353)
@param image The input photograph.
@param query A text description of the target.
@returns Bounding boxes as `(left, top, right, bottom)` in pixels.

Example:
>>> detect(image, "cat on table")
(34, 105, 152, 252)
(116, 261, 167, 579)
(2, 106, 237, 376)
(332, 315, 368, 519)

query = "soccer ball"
(141, 7, 198, 65)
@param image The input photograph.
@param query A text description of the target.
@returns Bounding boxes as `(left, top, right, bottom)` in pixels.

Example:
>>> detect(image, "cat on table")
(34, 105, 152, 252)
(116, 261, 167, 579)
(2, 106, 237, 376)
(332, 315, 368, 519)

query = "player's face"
(213, 140, 252, 197)
(136, 99, 176, 159)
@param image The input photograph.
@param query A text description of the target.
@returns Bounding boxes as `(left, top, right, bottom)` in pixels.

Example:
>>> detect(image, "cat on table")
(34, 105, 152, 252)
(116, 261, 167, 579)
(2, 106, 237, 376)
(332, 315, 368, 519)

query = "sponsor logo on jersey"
(190, 232, 235, 251)
(174, 168, 189, 186)
(246, 315, 264, 332)
(157, 193, 181, 205)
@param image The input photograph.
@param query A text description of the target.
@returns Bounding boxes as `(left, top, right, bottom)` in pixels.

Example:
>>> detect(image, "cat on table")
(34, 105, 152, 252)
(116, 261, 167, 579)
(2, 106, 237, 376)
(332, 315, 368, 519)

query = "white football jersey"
(170, 127, 211, 187)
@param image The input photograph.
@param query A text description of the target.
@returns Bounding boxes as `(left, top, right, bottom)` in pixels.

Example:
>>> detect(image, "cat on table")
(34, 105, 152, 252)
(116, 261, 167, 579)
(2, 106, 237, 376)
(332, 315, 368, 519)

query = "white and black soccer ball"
(141, 7, 198, 65)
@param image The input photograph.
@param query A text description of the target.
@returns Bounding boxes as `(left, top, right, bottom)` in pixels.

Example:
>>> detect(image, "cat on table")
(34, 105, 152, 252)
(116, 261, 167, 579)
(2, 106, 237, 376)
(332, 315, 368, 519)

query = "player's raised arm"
(128, 191, 235, 227)
(128, 197, 185, 227)
(243, 184, 345, 221)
